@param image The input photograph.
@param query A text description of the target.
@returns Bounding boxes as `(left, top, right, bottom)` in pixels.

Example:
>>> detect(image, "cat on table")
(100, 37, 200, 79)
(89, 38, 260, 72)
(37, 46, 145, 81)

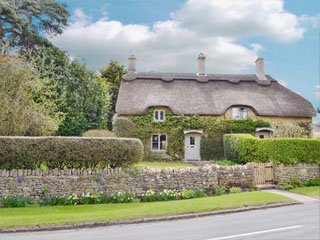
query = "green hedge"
(223, 134, 320, 164)
(0, 137, 144, 169)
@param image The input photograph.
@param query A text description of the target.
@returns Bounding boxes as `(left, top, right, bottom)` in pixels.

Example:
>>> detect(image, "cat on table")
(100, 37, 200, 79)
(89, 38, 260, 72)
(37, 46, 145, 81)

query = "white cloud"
(172, 0, 304, 42)
(51, 0, 307, 72)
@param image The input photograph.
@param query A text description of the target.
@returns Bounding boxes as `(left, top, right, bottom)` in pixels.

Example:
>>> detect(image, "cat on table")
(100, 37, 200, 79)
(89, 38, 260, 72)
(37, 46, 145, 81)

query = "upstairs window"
(154, 110, 165, 122)
(151, 134, 167, 151)
(232, 107, 248, 120)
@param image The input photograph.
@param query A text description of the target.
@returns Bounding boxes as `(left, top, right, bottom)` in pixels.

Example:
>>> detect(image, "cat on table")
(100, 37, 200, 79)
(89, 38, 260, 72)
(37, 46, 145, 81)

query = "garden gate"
(253, 163, 274, 185)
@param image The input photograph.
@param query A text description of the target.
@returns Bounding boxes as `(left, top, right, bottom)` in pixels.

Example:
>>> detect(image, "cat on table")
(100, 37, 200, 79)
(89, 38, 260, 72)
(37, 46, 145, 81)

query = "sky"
(53, 0, 320, 122)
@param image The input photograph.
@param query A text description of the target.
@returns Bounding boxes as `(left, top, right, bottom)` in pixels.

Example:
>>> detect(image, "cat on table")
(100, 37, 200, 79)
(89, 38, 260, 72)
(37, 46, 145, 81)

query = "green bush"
(223, 134, 320, 164)
(180, 189, 195, 199)
(304, 179, 320, 187)
(201, 138, 224, 160)
(215, 186, 226, 196)
(0, 136, 144, 169)
(113, 117, 137, 138)
(0, 196, 30, 208)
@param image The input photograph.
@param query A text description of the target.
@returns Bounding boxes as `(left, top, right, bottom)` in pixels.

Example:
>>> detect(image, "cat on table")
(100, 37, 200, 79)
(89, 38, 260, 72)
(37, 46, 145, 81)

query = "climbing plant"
(114, 108, 270, 160)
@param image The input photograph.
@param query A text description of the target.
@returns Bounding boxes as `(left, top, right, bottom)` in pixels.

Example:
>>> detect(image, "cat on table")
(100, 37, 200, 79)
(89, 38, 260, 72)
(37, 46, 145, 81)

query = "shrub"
(0, 136, 144, 169)
(0, 196, 30, 208)
(215, 186, 226, 196)
(280, 184, 295, 190)
(83, 129, 115, 137)
(113, 117, 137, 138)
(290, 178, 303, 188)
(229, 187, 242, 194)
(223, 134, 320, 164)
(273, 122, 306, 138)
(180, 189, 195, 199)
(194, 189, 206, 198)
(201, 138, 224, 160)
(304, 179, 320, 187)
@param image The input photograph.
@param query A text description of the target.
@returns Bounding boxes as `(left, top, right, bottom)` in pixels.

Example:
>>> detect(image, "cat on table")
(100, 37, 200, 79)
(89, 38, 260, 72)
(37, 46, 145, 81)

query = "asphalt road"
(1, 202, 319, 240)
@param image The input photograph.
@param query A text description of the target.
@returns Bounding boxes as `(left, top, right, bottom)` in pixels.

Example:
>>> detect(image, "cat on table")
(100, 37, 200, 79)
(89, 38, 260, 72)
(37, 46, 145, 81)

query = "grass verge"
(289, 186, 320, 198)
(0, 192, 292, 229)
(135, 161, 195, 168)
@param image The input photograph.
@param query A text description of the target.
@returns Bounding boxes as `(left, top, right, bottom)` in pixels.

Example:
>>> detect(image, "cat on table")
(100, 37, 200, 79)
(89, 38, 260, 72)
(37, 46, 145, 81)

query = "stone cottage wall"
(0, 164, 254, 198)
(273, 163, 319, 184)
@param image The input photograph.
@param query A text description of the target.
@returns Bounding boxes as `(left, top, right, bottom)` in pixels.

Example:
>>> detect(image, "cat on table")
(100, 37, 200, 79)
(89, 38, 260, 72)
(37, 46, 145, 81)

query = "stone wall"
(1, 163, 318, 198)
(273, 163, 319, 184)
(0, 164, 254, 198)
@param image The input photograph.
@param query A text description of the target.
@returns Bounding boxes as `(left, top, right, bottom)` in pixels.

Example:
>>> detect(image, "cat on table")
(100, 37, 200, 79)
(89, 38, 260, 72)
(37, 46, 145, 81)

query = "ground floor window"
(151, 134, 167, 150)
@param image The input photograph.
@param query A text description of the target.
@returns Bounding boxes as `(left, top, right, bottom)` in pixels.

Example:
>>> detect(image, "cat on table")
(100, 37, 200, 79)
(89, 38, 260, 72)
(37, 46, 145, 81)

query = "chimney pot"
(128, 54, 136, 74)
(255, 57, 267, 80)
(197, 53, 206, 76)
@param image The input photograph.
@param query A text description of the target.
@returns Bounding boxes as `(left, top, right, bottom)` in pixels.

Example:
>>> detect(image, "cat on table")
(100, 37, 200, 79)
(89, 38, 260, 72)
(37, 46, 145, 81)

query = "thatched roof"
(116, 72, 315, 118)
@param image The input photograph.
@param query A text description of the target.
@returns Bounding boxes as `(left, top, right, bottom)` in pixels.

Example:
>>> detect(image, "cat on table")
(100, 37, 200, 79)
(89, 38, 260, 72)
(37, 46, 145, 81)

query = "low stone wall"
(0, 164, 254, 198)
(273, 163, 319, 184)
(1, 163, 318, 198)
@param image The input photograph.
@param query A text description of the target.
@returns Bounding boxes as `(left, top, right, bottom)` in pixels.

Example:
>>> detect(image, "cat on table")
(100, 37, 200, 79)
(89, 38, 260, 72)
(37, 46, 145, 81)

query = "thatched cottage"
(115, 54, 315, 161)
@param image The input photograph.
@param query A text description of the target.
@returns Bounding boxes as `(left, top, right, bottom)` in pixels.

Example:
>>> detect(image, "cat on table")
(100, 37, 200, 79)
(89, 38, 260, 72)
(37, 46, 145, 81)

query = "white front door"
(184, 135, 201, 161)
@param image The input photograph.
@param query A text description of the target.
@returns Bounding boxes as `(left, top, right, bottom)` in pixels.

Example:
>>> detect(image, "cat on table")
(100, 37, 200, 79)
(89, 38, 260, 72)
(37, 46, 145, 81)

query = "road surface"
(1, 202, 319, 240)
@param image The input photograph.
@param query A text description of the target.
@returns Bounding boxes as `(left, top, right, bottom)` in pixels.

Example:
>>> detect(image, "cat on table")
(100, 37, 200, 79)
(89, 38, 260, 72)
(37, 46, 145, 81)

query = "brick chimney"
(255, 57, 267, 80)
(197, 53, 206, 76)
(128, 54, 136, 74)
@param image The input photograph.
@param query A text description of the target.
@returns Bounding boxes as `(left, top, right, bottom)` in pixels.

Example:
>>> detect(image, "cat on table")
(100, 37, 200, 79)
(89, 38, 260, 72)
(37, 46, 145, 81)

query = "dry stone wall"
(273, 163, 319, 184)
(0, 164, 254, 198)
(1, 163, 318, 198)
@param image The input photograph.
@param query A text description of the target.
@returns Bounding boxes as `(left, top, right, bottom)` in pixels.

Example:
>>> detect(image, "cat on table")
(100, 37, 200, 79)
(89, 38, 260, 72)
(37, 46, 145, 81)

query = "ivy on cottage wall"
(114, 108, 270, 160)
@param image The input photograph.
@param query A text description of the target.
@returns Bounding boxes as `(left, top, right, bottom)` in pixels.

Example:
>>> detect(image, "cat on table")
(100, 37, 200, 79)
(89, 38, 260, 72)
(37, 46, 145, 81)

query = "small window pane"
(190, 136, 195, 145)
(259, 135, 265, 139)
(160, 111, 164, 120)
(160, 135, 166, 150)
(152, 135, 159, 150)
(154, 111, 159, 120)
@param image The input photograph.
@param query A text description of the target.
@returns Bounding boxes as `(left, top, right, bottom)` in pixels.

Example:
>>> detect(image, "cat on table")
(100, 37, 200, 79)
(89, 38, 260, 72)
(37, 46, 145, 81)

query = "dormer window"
(232, 107, 248, 120)
(154, 110, 165, 122)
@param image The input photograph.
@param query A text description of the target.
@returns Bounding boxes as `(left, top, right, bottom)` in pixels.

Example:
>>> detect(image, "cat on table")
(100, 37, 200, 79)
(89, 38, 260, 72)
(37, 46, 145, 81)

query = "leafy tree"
(100, 60, 127, 130)
(25, 46, 111, 136)
(0, 0, 68, 50)
(0, 55, 62, 135)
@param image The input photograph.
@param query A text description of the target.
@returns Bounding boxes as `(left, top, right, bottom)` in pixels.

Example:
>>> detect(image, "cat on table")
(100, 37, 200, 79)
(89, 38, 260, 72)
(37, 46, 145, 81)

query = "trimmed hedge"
(224, 134, 320, 164)
(0, 137, 144, 169)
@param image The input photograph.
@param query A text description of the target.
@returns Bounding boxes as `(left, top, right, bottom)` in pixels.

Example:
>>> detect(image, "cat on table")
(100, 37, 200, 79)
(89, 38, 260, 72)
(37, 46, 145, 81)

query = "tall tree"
(0, 56, 62, 135)
(100, 61, 127, 130)
(0, 0, 68, 50)
(25, 46, 111, 136)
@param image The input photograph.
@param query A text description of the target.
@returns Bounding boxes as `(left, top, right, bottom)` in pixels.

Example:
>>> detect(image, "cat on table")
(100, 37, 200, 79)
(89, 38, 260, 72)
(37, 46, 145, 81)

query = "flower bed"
(0, 186, 245, 208)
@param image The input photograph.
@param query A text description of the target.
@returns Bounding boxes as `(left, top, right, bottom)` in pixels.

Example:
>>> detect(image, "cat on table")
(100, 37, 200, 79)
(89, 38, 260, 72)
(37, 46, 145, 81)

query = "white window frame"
(151, 134, 167, 151)
(153, 110, 165, 122)
(232, 107, 248, 120)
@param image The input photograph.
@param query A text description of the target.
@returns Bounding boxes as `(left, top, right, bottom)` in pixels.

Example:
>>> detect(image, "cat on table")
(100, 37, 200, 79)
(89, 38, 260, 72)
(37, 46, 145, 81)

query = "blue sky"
(55, 0, 319, 121)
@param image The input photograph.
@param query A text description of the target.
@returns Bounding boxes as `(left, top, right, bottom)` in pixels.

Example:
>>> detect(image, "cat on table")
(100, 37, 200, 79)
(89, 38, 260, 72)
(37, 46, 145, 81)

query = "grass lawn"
(289, 186, 320, 198)
(0, 192, 292, 229)
(135, 161, 195, 168)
